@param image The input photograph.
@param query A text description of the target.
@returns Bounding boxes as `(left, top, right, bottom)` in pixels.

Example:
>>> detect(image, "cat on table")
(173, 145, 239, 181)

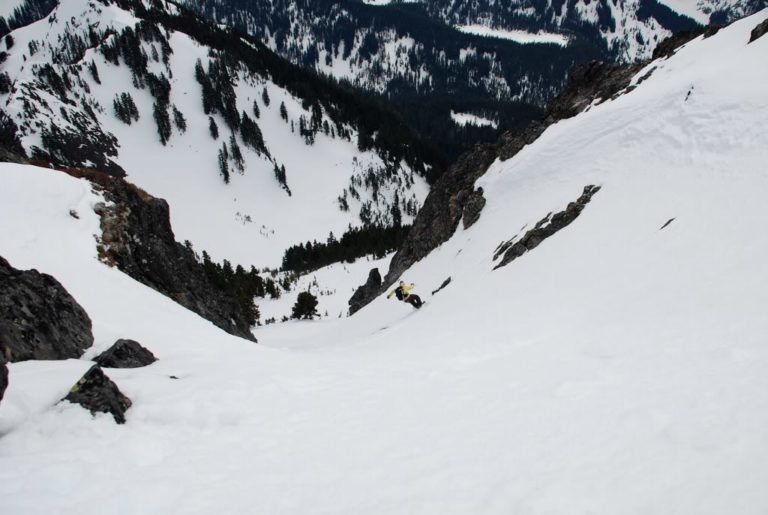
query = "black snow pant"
(405, 294, 423, 309)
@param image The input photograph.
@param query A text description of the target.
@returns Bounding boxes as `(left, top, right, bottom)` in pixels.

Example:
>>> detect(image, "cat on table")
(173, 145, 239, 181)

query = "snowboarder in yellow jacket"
(387, 281, 423, 309)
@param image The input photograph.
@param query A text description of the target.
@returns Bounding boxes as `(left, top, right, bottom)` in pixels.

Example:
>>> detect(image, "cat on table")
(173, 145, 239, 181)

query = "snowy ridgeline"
(1, 10, 768, 515)
(0, 0, 428, 268)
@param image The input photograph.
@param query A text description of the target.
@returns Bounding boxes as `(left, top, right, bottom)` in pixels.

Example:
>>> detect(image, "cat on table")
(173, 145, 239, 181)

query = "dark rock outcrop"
(0, 349, 8, 404)
(71, 170, 256, 341)
(94, 339, 157, 368)
(431, 277, 451, 296)
(348, 268, 382, 314)
(494, 185, 600, 269)
(461, 188, 486, 229)
(63, 365, 132, 424)
(0, 255, 93, 361)
(749, 18, 768, 43)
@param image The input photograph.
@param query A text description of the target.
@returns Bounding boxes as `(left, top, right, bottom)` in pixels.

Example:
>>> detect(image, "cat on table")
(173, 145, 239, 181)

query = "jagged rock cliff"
(78, 171, 258, 342)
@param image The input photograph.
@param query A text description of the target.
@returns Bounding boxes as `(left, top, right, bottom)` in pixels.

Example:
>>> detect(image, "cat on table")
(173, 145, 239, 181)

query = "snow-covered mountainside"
(417, 0, 767, 60)
(0, 0, 432, 267)
(1, 9, 767, 514)
(186, 0, 600, 104)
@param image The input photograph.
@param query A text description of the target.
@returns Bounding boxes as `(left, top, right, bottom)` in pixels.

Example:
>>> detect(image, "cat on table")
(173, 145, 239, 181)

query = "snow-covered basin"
(0, 10, 768, 514)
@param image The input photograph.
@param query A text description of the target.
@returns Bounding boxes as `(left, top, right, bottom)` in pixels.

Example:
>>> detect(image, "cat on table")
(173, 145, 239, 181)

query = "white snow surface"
(2, 10, 768, 515)
(450, 110, 499, 128)
(455, 24, 570, 46)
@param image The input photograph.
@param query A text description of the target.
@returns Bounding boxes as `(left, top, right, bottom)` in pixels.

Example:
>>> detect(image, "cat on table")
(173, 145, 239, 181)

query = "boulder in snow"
(63, 365, 132, 424)
(0, 255, 93, 361)
(94, 339, 157, 368)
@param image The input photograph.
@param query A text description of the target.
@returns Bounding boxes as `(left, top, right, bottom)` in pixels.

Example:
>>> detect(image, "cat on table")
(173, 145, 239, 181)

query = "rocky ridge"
(77, 170, 258, 342)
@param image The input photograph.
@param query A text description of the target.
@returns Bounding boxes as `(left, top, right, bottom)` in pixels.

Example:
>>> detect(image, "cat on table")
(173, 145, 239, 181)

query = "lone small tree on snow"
(291, 292, 318, 320)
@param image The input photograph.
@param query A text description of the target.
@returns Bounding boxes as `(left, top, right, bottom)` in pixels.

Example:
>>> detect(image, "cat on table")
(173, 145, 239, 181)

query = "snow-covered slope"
(1, 9, 768, 515)
(0, 0, 429, 268)
(420, 0, 766, 61)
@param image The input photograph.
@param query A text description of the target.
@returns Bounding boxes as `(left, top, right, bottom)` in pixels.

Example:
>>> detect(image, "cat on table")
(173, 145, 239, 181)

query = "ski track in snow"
(1, 9, 768, 515)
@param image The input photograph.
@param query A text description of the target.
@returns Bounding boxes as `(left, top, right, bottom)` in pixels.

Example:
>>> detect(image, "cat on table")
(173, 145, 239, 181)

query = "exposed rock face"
(494, 185, 601, 269)
(749, 18, 768, 43)
(0, 350, 8, 404)
(348, 268, 382, 315)
(73, 170, 256, 341)
(462, 188, 486, 229)
(94, 339, 157, 368)
(0, 255, 93, 361)
(63, 365, 132, 424)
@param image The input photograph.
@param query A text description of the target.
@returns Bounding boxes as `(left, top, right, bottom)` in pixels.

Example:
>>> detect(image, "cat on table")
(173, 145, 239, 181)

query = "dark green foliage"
(261, 87, 270, 106)
(146, 73, 172, 144)
(153, 101, 172, 145)
(229, 133, 244, 172)
(252, 99, 260, 118)
(172, 105, 187, 133)
(281, 224, 410, 273)
(146, 72, 171, 104)
(37, 63, 69, 98)
(113, 92, 140, 124)
(5, 35, 14, 50)
(0, 110, 26, 156)
(273, 162, 290, 195)
(198, 250, 281, 326)
(218, 142, 230, 183)
(88, 60, 101, 84)
(208, 116, 219, 139)
(240, 111, 267, 155)
(291, 291, 318, 320)
(30, 122, 125, 176)
(194, 57, 239, 130)
(101, 27, 148, 82)
(0, 72, 11, 95)
(0, 0, 58, 39)
(279, 101, 287, 121)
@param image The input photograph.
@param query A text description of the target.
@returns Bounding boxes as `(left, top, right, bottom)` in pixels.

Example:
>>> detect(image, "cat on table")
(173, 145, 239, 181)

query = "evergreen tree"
(113, 92, 139, 124)
(4, 35, 14, 50)
(279, 101, 288, 121)
(291, 291, 319, 320)
(153, 101, 172, 145)
(240, 111, 266, 155)
(273, 162, 290, 195)
(208, 116, 219, 140)
(252, 99, 260, 118)
(261, 87, 270, 106)
(229, 133, 244, 173)
(87, 60, 100, 84)
(172, 105, 187, 133)
(218, 142, 230, 183)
